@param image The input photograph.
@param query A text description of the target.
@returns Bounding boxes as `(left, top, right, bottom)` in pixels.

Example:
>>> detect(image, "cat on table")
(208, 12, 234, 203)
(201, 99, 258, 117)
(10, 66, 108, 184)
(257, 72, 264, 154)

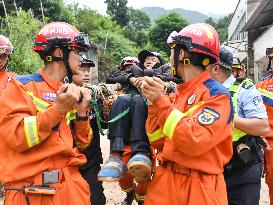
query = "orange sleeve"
(0, 80, 63, 152)
(73, 119, 93, 150)
(146, 94, 174, 150)
(152, 93, 233, 157)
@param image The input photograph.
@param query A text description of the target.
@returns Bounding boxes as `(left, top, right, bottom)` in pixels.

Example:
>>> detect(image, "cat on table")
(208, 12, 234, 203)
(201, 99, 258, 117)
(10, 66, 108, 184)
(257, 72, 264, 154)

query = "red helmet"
(120, 56, 139, 70)
(33, 22, 90, 54)
(0, 35, 13, 55)
(168, 23, 220, 63)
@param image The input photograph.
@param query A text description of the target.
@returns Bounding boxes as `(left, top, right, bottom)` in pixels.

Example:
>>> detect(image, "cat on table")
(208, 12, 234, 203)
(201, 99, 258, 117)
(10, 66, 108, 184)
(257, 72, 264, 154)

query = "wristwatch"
(76, 112, 89, 121)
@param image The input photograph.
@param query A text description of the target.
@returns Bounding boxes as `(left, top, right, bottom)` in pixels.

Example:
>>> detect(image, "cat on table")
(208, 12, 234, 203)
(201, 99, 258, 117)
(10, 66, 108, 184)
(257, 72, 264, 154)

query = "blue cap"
(219, 47, 233, 71)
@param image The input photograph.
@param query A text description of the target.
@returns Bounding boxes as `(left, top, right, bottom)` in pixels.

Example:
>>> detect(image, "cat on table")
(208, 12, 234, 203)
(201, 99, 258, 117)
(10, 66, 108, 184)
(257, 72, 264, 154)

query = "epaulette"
(16, 73, 44, 85)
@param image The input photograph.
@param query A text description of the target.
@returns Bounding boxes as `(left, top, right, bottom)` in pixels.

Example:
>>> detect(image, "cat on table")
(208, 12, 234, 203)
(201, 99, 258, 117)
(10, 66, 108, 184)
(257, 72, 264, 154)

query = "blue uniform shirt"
(223, 75, 268, 119)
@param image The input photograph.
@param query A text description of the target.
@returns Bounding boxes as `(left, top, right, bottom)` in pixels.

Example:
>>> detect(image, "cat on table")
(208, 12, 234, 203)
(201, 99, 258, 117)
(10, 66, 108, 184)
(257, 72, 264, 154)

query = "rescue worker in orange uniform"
(256, 47, 273, 205)
(140, 23, 233, 205)
(0, 35, 16, 96)
(208, 48, 269, 205)
(0, 22, 93, 205)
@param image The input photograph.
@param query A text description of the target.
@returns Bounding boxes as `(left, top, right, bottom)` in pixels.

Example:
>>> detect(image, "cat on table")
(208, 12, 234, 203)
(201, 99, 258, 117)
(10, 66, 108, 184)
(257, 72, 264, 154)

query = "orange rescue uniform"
(0, 70, 92, 205)
(256, 78, 273, 205)
(145, 71, 233, 205)
(0, 68, 15, 96)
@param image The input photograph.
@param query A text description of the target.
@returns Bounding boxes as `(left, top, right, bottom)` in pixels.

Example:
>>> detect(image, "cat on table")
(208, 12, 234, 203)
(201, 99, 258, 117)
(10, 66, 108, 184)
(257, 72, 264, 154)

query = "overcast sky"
(65, 0, 239, 16)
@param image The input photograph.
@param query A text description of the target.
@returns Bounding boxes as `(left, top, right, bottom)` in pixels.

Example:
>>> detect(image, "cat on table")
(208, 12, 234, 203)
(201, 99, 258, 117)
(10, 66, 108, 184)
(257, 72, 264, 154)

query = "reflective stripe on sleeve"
(147, 129, 164, 142)
(163, 109, 185, 139)
(24, 116, 40, 148)
(26, 91, 49, 112)
(258, 88, 273, 100)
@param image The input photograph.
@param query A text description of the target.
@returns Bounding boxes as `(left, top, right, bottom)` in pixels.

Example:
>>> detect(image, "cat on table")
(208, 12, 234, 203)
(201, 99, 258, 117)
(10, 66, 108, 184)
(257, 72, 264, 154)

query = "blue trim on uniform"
(204, 78, 234, 124)
(262, 96, 273, 106)
(16, 73, 44, 85)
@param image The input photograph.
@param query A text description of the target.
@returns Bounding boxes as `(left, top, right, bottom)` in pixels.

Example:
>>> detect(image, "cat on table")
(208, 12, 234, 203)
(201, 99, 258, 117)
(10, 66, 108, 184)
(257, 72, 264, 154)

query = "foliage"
(123, 8, 151, 46)
(149, 12, 188, 54)
(3, 0, 73, 23)
(105, 0, 129, 27)
(92, 30, 138, 81)
(204, 14, 232, 44)
(0, 10, 43, 74)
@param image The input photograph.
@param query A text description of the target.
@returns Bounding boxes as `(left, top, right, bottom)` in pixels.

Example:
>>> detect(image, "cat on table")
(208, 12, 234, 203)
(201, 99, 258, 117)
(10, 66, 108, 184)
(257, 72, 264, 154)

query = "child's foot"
(97, 156, 126, 182)
(127, 153, 152, 183)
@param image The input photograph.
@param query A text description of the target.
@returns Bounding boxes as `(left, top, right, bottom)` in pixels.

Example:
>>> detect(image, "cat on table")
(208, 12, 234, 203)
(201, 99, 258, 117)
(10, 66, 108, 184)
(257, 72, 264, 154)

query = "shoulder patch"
(16, 73, 44, 85)
(204, 78, 233, 124)
(197, 107, 220, 125)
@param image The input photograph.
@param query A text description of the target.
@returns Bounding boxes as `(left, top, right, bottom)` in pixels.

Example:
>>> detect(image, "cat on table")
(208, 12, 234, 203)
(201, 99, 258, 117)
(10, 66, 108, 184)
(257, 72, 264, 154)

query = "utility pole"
(2, 0, 10, 33)
(14, 0, 19, 17)
(39, 0, 45, 25)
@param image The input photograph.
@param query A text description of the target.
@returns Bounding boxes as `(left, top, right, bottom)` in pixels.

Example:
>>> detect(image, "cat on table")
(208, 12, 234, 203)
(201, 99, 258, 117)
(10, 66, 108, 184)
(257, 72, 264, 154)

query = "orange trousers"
(119, 146, 149, 202)
(4, 167, 90, 205)
(265, 138, 273, 205)
(144, 166, 228, 205)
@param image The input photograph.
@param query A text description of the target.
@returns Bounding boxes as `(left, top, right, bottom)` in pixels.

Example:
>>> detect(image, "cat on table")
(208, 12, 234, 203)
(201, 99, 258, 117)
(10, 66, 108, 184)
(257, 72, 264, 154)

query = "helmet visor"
(74, 33, 90, 51)
(0, 46, 13, 55)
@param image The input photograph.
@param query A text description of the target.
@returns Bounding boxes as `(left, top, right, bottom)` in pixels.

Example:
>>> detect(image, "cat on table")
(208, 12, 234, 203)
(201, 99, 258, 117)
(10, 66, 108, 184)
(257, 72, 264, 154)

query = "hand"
(129, 77, 136, 86)
(141, 76, 165, 103)
(55, 84, 81, 115)
(135, 77, 143, 91)
(75, 87, 92, 116)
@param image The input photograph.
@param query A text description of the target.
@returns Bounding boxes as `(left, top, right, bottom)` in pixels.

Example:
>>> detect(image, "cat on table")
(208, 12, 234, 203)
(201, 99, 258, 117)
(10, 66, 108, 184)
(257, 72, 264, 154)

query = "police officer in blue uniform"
(208, 47, 269, 205)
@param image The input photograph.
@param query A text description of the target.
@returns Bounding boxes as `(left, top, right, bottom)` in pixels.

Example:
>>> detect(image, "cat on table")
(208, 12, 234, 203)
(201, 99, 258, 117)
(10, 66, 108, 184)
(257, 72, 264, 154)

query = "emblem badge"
(197, 107, 220, 125)
(188, 94, 196, 105)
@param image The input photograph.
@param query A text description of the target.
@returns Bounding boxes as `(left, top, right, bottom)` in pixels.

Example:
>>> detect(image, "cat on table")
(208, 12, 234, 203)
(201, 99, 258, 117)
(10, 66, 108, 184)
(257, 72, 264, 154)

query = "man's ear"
(178, 49, 185, 61)
(53, 48, 63, 58)
(214, 65, 220, 74)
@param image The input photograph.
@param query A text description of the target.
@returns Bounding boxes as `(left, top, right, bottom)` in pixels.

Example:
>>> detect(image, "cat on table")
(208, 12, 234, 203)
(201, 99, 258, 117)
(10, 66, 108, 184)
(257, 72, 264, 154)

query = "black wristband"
(76, 112, 89, 121)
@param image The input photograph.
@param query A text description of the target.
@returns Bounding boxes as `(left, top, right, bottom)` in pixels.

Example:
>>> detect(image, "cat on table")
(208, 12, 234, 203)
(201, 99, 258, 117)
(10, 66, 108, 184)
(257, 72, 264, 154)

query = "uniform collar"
(39, 70, 64, 91)
(223, 75, 236, 89)
(176, 70, 211, 94)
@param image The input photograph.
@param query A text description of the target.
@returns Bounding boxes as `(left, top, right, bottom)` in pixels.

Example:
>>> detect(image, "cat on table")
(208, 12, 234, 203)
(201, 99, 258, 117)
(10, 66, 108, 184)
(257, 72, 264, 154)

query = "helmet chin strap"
(62, 48, 73, 83)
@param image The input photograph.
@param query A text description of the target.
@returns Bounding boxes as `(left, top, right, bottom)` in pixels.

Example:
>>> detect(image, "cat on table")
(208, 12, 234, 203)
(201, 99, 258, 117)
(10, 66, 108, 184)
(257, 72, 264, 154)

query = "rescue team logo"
(187, 93, 196, 105)
(197, 107, 220, 125)
(267, 85, 273, 91)
(42, 92, 56, 102)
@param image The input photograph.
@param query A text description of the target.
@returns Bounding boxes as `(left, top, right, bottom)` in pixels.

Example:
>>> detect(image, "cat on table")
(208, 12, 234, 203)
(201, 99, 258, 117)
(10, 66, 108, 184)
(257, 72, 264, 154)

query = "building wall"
(226, 0, 248, 64)
(253, 25, 273, 81)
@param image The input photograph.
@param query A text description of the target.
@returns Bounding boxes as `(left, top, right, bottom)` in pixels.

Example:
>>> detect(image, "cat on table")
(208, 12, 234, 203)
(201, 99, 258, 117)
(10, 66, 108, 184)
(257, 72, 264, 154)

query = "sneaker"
(127, 154, 152, 183)
(121, 189, 135, 205)
(97, 156, 126, 182)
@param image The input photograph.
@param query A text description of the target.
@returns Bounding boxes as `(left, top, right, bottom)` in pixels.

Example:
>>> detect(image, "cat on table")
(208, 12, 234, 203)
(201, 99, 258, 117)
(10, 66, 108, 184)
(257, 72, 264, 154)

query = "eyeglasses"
(0, 46, 13, 55)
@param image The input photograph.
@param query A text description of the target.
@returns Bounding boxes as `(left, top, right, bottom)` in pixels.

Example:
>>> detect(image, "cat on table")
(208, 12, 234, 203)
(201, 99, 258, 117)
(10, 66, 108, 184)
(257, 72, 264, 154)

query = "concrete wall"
(253, 25, 273, 81)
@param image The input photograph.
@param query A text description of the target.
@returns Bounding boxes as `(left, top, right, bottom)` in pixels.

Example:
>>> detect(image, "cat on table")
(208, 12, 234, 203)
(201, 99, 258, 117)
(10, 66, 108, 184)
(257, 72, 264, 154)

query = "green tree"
(216, 14, 232, 43)
(123, 8, 151, 46)
(205, 17, 217, 29)
(149, 12, 188, 54)
(105, 0, 129, 27)
(92, 30, 138, 81)
(2, 0, 74, 23)
(0, 10, 43, 74)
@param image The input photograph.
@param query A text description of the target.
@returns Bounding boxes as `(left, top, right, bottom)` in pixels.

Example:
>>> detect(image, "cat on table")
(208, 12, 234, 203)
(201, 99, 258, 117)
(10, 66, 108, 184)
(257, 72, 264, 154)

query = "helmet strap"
(62, 48, 73, 83)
